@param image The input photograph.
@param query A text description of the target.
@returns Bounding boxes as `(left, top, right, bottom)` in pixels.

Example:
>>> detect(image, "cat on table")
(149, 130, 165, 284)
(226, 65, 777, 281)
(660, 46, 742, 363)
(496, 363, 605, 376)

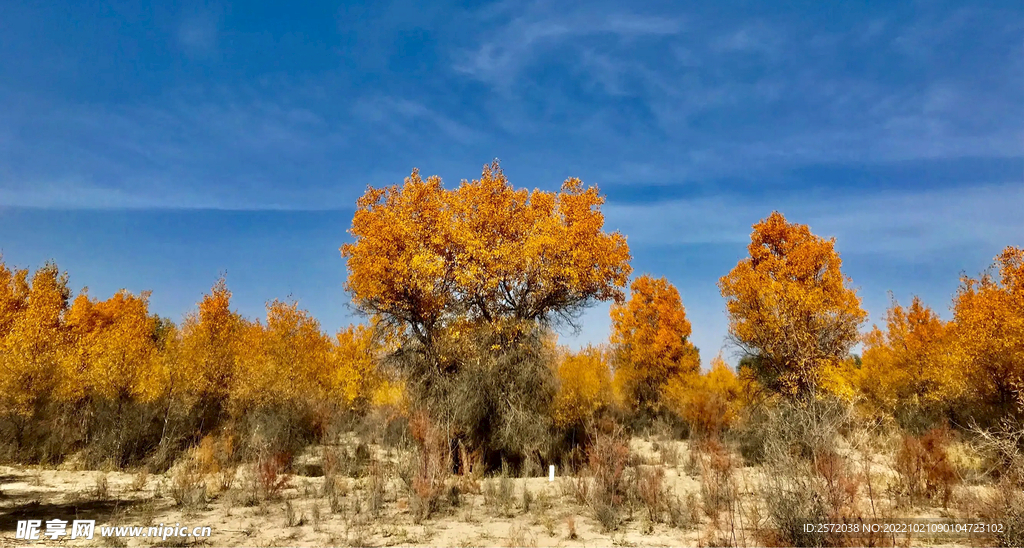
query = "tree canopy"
(719, 211, 866, 398)
(341, 160, 632, 348)
(610, 275, 700, 415)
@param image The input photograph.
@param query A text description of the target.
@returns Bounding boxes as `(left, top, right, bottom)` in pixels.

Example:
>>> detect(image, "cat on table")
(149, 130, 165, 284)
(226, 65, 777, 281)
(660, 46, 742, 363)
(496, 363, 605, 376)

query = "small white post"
(548, 464, 555, 482)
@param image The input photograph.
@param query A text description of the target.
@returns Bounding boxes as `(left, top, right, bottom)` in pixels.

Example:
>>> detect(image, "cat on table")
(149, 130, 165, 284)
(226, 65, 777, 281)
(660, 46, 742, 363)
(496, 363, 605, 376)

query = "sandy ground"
(0, 438, 1000, 547)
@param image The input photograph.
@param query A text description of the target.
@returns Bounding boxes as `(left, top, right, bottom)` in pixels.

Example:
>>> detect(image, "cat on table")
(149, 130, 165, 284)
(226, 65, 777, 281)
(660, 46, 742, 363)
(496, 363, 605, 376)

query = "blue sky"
(0, 0, 1021, 363)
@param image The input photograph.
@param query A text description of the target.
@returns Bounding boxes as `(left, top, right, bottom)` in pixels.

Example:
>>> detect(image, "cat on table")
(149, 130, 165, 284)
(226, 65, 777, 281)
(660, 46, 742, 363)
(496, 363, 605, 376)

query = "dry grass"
(2, 397, 1020, 547)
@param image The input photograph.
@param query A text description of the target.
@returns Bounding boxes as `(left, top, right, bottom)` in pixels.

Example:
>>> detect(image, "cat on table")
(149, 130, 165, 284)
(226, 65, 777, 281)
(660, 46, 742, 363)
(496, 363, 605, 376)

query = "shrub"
(812, 449, 860, 518)
(593, 501, 619, 532)
(365, 460, 387, 517)
(632, 465, 666, 523)
(893, 427, 958, 508)
(759, 453, 830, 547)
(408, 412, 451, 521)
(588, 421, 630, 508)
(751, 398, 872, 546)
(734, 396, 853, 465)
(253, 451, 292, 501)
(482, 465, 515, 517)
(581, 420, 631, 530)
(393, 320, 558, 472)
(666, 355, 744, 439)
(694, 438, 736, 522)
(170, 460, 207, 511)
(984, 479, 1024, 548)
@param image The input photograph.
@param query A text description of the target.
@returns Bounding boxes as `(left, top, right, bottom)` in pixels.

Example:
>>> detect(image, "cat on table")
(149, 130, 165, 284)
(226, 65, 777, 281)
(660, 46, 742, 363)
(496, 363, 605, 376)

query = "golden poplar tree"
(665, 354, 743, 437)
(231, 299, 333, 412)
(0, 262, 71, 416)
(341, 161, 632, 462)
(341, 160, 632, 345)
(0, 259, 30, 340)
(952, 246, 1024, 420)
(610, 275, 700, 415)
(177, 278, 246, 410)
(719, 212, 866, 398)
(63, 290, 161, 403)
(858, 296, 960, 416)
(330, 324, 383, 408)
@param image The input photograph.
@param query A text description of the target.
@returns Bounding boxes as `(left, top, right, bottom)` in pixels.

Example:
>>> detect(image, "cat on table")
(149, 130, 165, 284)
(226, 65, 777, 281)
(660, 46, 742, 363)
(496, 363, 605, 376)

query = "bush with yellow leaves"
(665, 355, 744, 438)
(552, 345, 614, 429)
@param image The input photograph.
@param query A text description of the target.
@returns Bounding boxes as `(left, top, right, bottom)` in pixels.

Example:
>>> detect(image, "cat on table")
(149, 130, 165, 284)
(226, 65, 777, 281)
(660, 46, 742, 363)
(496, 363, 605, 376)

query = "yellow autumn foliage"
(62, 289, 162, 403)
(719, 212, 866, 399)
(665, 355, 744, 437)
(331, 323, 386, 408)
(176, 278, 247, 406)
(610, 275, 700, 415)
(0, 262, 70, 416)
(952, 246, 1024, 420)
(231, 299, 334, 412)
(552, 345, 613, 428)
(856, 296, 962, 416)
(341, 161, 632, 343)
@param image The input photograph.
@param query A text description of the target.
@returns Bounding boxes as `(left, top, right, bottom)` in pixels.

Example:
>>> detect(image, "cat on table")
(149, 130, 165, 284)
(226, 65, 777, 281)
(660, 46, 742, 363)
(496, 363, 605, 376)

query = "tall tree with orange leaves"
(953, 246, 1024, 421)
(610, 275, 700, 416)
(342, 161, 631, 466)
(719, 212, 866, 399)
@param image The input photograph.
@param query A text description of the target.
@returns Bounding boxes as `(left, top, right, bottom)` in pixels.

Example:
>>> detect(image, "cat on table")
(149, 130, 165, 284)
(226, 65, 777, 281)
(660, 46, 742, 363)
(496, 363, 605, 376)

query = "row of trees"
(549, 211, 1023, 436)
(1, 160, 1020, 468)
(342, 163, 1021, 450)
(0, 269, 385, 465)
(850, 246, 1024, 426)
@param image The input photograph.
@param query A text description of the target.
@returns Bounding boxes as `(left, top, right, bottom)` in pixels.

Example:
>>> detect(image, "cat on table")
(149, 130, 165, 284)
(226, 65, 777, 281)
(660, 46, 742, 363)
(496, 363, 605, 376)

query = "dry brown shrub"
(982, 478, 1024, 548)
(365, 459, 387, 517)
(454, 443, 483, 494)
(894, 427, 958, 508)
(813, 449, 860, 518)
(253, 450, 292, 501)
(587, 420, 629, 507)
(482, 463, 516, 516)
(752, 399, 870, 547)
(170, 460, 207, 511)
(560, 473, 590, 505)
(695, 438, 736, 522)
(130, 467, 149, 491)
(408, 411, 451, 521)
(633, 465, 666, 523)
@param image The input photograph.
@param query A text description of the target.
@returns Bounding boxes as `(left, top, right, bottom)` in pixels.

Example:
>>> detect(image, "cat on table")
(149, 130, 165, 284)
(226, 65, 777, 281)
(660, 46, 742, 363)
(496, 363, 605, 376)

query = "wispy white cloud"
(1, 2, 1019, 212)
(453, 4, 685, 90)
(351, 96, 487, 146)
(447, 2, 1022, 187)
